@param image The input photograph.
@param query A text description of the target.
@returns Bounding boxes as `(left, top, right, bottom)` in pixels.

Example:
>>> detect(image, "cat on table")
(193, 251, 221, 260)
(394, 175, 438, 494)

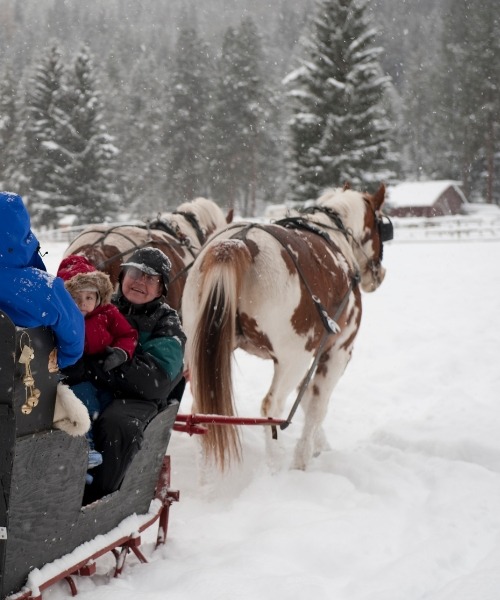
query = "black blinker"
(378, 216, 393, 243)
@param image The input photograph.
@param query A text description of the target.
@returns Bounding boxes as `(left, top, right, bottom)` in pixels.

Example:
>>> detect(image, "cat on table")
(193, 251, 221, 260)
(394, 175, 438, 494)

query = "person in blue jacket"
(0, 191, 84, 369)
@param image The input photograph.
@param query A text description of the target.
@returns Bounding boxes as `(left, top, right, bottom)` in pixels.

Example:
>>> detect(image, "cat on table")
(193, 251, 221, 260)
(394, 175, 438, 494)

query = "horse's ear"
(343, 181, 351, 191)
(226, 208, 234, 224)
(373, 183, 386, 210)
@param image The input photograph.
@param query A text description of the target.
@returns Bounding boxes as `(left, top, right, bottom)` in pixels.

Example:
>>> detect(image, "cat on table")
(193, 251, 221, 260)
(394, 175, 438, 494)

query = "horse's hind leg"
(312, 424, 332, 456)
(292, 346, 351, 470)
(261, 356, 309, 472)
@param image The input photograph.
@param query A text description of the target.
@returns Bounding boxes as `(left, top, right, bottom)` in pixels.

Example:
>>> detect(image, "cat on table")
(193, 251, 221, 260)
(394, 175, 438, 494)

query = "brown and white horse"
(63, 197, 233, 310)
(181, 184, 392, 471)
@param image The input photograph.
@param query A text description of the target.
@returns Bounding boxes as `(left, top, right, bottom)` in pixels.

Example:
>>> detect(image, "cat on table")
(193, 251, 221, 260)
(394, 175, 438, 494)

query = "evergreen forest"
(0, 0, 498, 226)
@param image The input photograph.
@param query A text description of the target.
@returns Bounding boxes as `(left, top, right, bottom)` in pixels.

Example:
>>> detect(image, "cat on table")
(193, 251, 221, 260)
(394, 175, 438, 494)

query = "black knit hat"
(122, 247, 171, 295)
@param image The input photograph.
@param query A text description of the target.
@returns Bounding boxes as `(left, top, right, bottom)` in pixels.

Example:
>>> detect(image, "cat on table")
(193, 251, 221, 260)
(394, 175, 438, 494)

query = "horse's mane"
(315, 187, 366, 237)
(162, 197, 226, 230)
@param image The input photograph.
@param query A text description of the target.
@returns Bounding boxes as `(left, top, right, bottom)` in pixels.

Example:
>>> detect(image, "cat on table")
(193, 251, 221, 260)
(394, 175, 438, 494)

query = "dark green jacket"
(85, 292, 186, 403)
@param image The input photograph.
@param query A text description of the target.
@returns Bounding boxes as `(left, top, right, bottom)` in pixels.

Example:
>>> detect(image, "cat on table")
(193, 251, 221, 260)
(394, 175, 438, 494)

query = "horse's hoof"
(291, 456, 307, 470)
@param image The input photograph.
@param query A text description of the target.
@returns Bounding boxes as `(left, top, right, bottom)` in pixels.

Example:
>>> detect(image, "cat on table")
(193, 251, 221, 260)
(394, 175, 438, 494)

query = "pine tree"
(106, 51, 170, 217)
(208, 17, 281, 215)
(51, 46, 119, 223)
(285, 0, 397, 203)
(165, 24, 213, 202)
(432, 0, 500, 203)
(0, 66, 19, 188)
(12, 44, 65, 226)
(398, 9, 444, 180)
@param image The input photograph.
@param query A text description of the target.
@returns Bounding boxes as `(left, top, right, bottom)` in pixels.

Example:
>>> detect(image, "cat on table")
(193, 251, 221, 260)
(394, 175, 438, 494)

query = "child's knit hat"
(57, 255, 114, 306)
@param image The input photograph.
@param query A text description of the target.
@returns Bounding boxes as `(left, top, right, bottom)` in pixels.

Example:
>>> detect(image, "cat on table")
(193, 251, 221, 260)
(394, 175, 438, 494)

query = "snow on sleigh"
(0, 310, 180, 600)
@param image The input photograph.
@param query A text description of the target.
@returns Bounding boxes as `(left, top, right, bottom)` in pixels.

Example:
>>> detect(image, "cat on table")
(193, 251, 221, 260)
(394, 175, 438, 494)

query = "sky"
(36, 233, 500, 600)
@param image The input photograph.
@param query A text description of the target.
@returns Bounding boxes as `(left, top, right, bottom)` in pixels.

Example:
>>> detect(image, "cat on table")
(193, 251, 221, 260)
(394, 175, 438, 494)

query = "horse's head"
(317, 184, 392, 293)
(357, 184, 392, 292)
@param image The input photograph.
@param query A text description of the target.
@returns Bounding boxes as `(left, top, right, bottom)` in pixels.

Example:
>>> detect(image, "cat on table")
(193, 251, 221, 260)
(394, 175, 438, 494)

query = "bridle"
(300, 200, 393, 284)
(301, 201, 393, 255)
(360, 199, 393, 286)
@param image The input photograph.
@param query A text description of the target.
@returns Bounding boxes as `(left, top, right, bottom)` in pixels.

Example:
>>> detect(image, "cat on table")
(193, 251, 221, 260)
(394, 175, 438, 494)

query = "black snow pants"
(83, 376, 185, 505)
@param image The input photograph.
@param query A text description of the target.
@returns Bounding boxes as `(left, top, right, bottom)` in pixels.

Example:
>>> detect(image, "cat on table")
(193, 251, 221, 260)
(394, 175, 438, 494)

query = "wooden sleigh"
(0, 310, 179, 599)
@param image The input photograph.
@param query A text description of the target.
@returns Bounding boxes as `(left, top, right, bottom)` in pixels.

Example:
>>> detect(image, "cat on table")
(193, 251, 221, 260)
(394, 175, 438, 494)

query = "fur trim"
(65, 271, 114, 305)
(53, 382, 91, 436)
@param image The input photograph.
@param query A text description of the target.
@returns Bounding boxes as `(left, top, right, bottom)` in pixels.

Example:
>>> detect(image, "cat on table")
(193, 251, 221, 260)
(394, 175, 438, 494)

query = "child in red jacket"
(57, 255, 138, 476)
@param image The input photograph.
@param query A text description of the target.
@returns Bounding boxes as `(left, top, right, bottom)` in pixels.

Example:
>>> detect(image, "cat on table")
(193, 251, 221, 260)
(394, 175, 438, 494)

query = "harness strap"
(275, 215, 337, 244)
(285, 207, 351, 241)
(138, 210, 213, 283)
(148, 218, 181, 239)
(97, 239, 156, 269)
(149, 216, 199, 259)
(71, 218, 199, 274)
(69, 223, 147, 248)
(71, 225, 157, 270)
(233, 222, 358, 335)
(169, 259, 195, 286)
(173, 210, 206, 246)
(279, 273, 359, 430)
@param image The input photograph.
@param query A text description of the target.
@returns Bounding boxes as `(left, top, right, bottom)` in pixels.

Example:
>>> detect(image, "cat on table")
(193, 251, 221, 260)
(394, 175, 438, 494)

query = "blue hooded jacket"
(0, 192, 84, 369)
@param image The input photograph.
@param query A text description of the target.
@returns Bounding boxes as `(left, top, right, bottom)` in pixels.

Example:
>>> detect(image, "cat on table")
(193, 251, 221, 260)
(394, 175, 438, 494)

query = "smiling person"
(79, 247, 186, 502)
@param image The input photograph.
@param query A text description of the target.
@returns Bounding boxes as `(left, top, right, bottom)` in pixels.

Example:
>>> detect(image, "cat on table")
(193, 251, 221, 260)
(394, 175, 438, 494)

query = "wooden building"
(387, 181, 468, 218)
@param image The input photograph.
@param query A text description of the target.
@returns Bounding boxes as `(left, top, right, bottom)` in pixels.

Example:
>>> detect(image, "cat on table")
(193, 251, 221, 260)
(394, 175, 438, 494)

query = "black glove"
(102, 347, 128, 372)
(59, 358, 86, 385)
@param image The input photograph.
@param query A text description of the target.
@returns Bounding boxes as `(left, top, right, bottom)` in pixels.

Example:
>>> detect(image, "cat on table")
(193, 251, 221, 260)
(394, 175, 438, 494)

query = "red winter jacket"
(84, 303, 138, 358)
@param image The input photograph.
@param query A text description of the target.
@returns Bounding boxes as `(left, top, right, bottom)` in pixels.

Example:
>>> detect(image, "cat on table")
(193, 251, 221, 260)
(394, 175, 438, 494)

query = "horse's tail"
(188, 238, 252, 470)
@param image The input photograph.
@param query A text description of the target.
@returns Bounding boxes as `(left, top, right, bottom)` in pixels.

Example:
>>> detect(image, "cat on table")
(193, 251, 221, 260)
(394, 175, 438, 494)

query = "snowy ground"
(41, 236, 500, 600)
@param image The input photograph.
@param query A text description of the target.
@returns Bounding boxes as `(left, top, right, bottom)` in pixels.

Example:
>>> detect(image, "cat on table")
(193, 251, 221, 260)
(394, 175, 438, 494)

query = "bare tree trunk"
(249, 145, 257, 217)
(485, 117, 494, 204)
